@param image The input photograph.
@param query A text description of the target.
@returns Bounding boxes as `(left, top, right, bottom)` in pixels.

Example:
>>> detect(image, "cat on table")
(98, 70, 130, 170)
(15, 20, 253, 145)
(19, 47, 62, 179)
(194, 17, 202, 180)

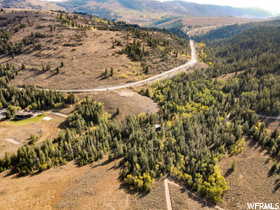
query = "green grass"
(7, 114, 46, 126)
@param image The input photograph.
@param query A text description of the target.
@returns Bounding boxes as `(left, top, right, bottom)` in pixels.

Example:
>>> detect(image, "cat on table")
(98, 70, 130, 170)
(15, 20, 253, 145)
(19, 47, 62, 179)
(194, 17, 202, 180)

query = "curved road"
(56, 40, 197, 93)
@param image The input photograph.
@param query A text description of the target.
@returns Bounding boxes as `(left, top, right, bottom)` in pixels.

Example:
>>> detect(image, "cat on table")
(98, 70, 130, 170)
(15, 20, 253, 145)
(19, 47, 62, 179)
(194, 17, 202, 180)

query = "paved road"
(55, 40, 197, 93)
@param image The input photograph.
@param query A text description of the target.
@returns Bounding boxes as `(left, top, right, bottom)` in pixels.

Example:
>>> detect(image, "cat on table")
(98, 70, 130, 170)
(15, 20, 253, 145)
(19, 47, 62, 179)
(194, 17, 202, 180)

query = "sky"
(164, 0, 280, 14)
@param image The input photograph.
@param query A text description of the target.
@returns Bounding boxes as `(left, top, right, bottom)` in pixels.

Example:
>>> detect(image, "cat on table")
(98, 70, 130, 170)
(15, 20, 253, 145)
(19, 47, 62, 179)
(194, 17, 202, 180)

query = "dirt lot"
(0, 112, 65, 158)
(219, 141, 280, 210)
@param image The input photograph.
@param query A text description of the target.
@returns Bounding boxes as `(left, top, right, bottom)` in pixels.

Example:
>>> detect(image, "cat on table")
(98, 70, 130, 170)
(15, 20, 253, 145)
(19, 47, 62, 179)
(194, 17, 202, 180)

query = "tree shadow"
(273, 179, 280, 193)
(178, 184, 217, 208)
(225, 167, 234, 177)
(45, 71, 59, 79)
(118, 181, 149, 198)
(96, 72, 109, 80)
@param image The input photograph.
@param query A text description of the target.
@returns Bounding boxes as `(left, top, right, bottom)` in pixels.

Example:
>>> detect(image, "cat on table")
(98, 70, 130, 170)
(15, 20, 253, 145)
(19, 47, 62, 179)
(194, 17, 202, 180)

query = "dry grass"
(182, 17, 256, 28)
(169, 184, 218, 210)
(0, 158, 166, 210)
(77, 89, 159, 121)
(0, 162, 94, 210)
(129, 179, 166, 210)
(219, 141, 280, 210)
(0, 10, 189, 90)
(0, 112, 64, 158)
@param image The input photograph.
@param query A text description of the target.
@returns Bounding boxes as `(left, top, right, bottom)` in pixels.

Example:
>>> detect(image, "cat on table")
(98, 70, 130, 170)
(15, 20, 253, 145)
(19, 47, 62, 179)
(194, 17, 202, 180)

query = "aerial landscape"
(0, 0, 279, 210)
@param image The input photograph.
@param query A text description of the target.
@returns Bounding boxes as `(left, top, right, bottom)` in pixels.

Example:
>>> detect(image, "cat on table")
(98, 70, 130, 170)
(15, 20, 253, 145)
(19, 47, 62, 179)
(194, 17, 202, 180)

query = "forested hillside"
(196, 20, 280, 116)
(0, 10, 280, 208)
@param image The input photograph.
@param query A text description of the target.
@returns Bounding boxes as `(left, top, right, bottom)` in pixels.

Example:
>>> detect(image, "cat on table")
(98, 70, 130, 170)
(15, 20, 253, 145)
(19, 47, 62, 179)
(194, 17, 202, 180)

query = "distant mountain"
(56, 0, 272, 24)
(0, 0, 272, 26)
(0, 0, 63, 10)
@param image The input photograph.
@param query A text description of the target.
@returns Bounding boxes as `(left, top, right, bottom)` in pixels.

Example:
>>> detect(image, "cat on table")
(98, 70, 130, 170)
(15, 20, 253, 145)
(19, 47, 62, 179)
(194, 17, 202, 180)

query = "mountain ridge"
(0, 0, 272, 26)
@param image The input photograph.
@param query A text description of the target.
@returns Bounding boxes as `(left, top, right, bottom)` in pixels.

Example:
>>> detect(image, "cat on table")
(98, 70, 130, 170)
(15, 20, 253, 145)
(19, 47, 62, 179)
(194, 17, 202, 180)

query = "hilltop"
(0, 9, 190, 90)
(0, 0, 63, 10)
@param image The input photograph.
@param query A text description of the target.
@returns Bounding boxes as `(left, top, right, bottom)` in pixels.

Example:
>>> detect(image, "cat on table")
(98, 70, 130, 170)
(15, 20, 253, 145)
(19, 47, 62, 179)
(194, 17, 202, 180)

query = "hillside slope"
(0, 10, 279, 210)
(57, 0, 271, 25)
(0, 0, 272, 26)
(0, 9, 190, 90)
(0, 0, 63, 10)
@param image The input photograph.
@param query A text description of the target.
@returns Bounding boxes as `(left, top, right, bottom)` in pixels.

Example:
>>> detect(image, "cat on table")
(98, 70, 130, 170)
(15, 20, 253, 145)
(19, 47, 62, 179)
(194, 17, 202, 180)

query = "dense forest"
(0, 13, 280, 205)
(2, 67, 279, 203)
(0, 62, 75, 119)
(195, 21, 280, 116)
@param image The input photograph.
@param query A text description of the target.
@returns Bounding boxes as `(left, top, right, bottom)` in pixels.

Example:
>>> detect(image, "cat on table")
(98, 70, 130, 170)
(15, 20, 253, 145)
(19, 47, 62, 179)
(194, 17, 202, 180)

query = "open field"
(219, 141, 280, 210)
(0, 160, 129, 210)
(0, 112, 65, 158)
(0, 158, 167, 210)
(77, 89, 159, 121)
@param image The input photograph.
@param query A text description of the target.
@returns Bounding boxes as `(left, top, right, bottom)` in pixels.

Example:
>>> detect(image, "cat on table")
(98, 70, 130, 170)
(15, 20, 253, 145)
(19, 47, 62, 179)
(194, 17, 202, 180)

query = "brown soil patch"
(219, 142, 280, 210)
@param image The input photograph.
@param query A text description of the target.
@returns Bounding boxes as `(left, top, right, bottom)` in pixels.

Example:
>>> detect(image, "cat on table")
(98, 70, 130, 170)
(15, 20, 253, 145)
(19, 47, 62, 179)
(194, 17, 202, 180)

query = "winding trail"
(55, 40, 197, 93)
